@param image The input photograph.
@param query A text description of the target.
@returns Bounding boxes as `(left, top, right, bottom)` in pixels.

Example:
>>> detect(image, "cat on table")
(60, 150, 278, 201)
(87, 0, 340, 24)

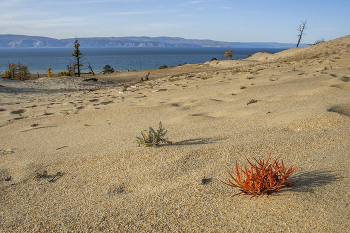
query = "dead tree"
(296, 20, 307, 48)
(88, 63, 95, 76)
(141, 72, 150, 81)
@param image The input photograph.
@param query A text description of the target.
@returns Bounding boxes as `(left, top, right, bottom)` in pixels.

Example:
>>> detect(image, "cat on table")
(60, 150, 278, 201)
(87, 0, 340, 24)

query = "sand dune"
(1, 35, 350, 232)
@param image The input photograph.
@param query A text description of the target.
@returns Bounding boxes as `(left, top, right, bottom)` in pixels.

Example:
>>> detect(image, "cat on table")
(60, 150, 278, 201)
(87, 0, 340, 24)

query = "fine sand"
(1, 35, 350, 232)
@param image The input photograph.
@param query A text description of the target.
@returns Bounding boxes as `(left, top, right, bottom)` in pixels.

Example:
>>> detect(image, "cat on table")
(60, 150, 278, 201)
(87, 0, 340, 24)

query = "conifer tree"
(4, 63, 16, 79)
(102, 65, 114, 74)
(3, 62, 30, 80)
(72, 39, 83, 77)
(17, 62, 31, 80)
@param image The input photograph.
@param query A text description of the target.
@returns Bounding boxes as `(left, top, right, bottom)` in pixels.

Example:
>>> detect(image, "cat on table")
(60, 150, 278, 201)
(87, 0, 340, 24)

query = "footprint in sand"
(25, 105, 38, 108)
(328, 104, 350, 117)
(0, 148, 16, 155)
(76, 104, 93, 110)
(340, 76, 350, 82)
(11, 109, 26, 114)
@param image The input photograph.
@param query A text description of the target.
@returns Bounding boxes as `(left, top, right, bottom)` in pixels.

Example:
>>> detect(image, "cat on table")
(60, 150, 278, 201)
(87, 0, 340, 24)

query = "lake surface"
(0, 47, 285, 74)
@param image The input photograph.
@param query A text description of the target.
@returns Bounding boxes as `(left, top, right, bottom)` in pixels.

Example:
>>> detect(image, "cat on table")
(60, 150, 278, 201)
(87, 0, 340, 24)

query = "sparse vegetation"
(296, 20, 307, 47)
(47, 68, 53, 78)
(57, 71, 70, 77)
(158, 65, 168, 69)
(88, 63, 95, 76)
(313, 38, 326, 45)
(66, 63, 76, 76)
(222, 153, 297, 197)
(136, 122, 172, 147)
(247, 99, 258, 105)
(102, 65, 114, 74)
(72, 39, 83, 77)
(36, 170, 48, 178)
(3, 62, 31, 80)
(224, 48, 233, 59)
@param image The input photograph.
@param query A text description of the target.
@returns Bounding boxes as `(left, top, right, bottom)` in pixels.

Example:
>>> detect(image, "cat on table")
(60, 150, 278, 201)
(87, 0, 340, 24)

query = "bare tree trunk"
(296, 20, 307, 48)
(76, 57, 80, 77)
(88, 63, 95, 76)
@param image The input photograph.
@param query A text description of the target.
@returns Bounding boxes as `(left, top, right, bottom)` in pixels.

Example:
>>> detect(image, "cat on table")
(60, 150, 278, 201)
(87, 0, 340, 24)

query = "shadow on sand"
(171, 137, 226, 146)
(288, 168, 344, 193)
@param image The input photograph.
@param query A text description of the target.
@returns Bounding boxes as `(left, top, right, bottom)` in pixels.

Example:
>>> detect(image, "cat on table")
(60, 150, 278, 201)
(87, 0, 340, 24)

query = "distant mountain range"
(0, 34, 304, 48)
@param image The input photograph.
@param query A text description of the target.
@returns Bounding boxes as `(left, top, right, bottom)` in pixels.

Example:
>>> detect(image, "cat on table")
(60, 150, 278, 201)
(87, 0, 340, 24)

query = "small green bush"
(103, 65, 114, 74)
(158, 65, 168, 69)
(136, 122, 172, 147)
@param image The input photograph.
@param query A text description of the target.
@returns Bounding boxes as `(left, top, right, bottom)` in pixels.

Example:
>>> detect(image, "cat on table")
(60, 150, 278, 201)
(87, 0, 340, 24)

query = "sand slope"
(1, 35, 350, 232)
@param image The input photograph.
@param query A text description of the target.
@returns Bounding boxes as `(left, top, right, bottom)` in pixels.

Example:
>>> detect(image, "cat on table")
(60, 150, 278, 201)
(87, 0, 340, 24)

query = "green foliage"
(102, 65, 114, 74)
(72, 39, 83, 77)
(158, 65, 168, 69)
(136, 122, 172, 147)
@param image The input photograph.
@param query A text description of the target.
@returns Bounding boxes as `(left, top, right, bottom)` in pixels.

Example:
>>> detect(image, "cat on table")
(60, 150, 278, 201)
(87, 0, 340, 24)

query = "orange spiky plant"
(222, 153, 297, 197)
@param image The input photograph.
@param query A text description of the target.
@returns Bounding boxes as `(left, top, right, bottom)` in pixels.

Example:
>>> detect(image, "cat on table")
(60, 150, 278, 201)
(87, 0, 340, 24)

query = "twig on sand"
(49, 172, 62, 182)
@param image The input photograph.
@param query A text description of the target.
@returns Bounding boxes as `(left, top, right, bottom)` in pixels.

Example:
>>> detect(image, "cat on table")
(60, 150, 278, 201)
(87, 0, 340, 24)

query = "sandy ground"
(1, 35, 350, 232)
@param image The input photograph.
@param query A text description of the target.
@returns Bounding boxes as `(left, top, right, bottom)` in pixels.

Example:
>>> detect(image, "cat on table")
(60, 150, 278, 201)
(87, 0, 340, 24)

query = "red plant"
(222, 153, 297, 197)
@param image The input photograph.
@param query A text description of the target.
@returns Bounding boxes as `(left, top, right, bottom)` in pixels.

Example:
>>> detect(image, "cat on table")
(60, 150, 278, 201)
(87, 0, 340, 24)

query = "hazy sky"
(1, 0, 349, 43)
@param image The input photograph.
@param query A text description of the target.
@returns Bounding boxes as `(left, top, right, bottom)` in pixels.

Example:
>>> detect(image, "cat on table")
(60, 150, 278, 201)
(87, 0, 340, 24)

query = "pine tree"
(4, 62, 30, 80)
(102, 65, 114, 74)
(72, 39, 83, 77)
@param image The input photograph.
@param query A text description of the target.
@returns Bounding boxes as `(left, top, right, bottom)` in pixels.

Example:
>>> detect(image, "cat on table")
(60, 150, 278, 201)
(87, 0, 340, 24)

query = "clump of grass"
(136, 122, 172, 147)
(222, 153, 297, 197)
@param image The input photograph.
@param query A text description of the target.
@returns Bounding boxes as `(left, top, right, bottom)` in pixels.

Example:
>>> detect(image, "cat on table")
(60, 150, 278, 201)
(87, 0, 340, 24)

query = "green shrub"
(158, 65, 168, 69)
(103, 65, 114, 74)
(136, 122, 172, 147)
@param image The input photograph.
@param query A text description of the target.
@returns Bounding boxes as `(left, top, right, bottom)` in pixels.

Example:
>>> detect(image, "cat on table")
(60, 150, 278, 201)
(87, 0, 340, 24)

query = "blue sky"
(1, 0, 349, 43)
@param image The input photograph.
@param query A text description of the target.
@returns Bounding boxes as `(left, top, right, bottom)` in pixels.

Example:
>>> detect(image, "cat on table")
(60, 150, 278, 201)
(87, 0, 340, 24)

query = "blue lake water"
(0, 47, 285, 74)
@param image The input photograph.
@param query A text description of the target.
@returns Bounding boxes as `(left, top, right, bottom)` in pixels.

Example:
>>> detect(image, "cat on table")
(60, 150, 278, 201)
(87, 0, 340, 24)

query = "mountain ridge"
(0, 34, 304, 48)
